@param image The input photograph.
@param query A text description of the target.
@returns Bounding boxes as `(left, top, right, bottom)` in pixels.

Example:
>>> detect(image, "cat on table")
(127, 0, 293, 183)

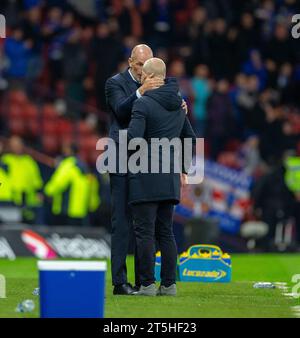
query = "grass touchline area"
(0, 254, 299, 318)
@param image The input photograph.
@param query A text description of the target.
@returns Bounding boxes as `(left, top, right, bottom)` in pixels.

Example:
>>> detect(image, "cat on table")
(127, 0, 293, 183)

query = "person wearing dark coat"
(105, 44, 164, 295)
(127, 58, 196, 296)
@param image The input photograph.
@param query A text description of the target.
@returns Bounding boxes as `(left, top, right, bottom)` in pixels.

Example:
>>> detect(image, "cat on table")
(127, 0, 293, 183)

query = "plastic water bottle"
(32, 288, 39, 296)
(15, 299, 35, 313)
(253, 282, 275, 289)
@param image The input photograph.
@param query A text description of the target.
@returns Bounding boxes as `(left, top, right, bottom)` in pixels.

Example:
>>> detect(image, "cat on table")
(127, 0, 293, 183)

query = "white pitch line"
(291, 306, 300, 318)
(274, 282, 288, 286)
(276, 286, 289, 291)
(283, 293, 298, 298)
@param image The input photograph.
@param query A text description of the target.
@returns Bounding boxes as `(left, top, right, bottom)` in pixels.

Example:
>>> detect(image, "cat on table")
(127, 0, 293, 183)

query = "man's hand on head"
(139, 74, 164, 96)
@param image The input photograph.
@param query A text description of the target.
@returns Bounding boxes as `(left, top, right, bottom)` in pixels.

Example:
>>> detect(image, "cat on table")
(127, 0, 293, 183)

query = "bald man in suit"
(105, 45, 164, 295)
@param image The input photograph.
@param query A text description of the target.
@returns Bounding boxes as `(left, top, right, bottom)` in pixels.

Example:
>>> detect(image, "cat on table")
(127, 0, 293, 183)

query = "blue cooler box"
(38, 261, 106, 318)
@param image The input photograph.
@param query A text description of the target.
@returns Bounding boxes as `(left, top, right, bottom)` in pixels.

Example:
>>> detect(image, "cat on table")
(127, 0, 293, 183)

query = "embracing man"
(127, 58, 196, 296)
(105, 45, 165, 295)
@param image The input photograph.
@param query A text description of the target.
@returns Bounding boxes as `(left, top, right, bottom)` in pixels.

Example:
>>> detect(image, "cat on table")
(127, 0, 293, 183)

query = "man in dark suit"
(105, 45, 164, 295)
(127, 58, 196, 296)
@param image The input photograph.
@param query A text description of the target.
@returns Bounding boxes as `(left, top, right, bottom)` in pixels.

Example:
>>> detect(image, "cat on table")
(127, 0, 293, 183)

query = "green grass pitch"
(0, 254, 300, 318)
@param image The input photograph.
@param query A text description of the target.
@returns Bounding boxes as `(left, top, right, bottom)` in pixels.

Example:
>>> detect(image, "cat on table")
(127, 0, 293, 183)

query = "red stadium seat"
(24, 104, 39, 119)
(42, 135, 59, 155)
(82, 134, 100, 152)
(59, 133, 74, 146)
(78, 121, 93, 136)
(9, 118, 26, 136)
(27, 119, 40, 136)
(78, 134, 100, 156)
(41, 104, 59, 121)
(78, 137, 90, 152)
(57, 118, 74, 135)
(42, 121, 58, 136)
(8, 104, 22, 118)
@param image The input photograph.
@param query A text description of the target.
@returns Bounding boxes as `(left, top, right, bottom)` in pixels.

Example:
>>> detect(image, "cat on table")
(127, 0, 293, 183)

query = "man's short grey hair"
(143, 57, 166, 78)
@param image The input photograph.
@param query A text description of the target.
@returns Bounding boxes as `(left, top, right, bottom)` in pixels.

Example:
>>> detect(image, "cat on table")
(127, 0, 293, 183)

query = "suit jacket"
(127, 78, 196, 205)
(105, 68, 139, 143)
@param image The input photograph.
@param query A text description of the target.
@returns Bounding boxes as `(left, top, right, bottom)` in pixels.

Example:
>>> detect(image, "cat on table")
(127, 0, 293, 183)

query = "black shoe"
(113, 283, 135, 295)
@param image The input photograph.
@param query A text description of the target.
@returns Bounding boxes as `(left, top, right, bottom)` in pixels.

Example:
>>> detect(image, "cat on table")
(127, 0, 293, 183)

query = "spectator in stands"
(4, 25, 33, 85)
(0, 49, 8, 92)
(259, 103, 286, 166)
(239, 12, 258, 61)
(191, 64, 211, 137)
(113, 0, 143, 39)
(239, 134, 262, 176)
(168, 59, 193, 113)
(277, 62, 295, 104)
(226, 26, 243, 81)
(229, 73, 249, 138)
(92, 22, 124, 110)
(43, 8, 75, 89)
(187, 6, 210, 71)
(62, 27, 87, 118)
(1, 136, 43, 223)
(236, 75, 266, 136)
(252, 154, 296, 250)
(242, 49, 268, 91)
(208, 18, 230, 79)
(265, 22, 295, 66)
(21, 5, 44, 85)
(207, 79, 234, 159)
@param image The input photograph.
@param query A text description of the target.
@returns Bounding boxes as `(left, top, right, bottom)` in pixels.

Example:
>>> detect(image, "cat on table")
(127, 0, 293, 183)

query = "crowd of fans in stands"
(0, 0, 299, 164)
(1, 0, 300, 248)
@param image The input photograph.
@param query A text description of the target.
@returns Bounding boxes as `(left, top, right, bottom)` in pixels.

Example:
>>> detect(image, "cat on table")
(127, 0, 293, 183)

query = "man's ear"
(141, 70, 146, 84)
(128, 57, 133, 67)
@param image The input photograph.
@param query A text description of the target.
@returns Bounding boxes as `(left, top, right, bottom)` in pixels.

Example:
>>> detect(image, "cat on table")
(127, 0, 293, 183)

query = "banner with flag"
(175, 160, 253, 234)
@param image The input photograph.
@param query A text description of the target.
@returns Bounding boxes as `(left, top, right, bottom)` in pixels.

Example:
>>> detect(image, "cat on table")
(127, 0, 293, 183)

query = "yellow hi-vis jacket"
(87, 173, 101, 213)
(45, 157, 100, 218)
(1, 153, 43, 206)
(0, 161, 13, 202)
(284, 156, 300, 193)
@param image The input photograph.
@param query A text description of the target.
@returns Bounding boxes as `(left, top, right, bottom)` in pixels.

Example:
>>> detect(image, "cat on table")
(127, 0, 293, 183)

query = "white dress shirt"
(128, 69, 142, 98)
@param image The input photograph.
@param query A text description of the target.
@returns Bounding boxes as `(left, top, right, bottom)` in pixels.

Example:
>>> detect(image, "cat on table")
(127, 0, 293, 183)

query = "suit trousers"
(131, 201, 178, 287)
(110, 173, 140, 286)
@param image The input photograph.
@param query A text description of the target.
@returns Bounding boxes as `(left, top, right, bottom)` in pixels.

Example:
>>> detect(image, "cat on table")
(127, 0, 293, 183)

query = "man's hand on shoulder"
(138, 73, 164, 96)
(181, 99, 188, 115)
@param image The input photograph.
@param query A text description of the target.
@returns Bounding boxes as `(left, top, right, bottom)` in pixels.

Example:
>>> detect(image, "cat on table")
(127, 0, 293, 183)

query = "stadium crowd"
(0, 0, 300, 250)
